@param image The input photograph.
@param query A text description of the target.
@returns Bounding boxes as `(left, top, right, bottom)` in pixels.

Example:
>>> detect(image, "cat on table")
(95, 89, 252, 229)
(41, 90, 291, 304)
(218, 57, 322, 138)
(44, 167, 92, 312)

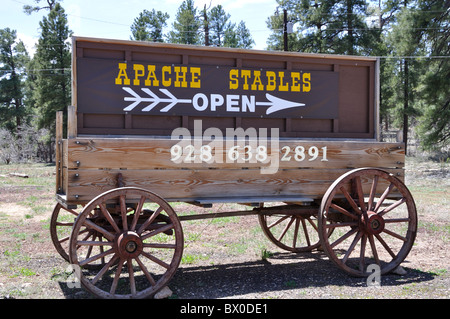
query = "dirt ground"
(0, 158, 448, 300)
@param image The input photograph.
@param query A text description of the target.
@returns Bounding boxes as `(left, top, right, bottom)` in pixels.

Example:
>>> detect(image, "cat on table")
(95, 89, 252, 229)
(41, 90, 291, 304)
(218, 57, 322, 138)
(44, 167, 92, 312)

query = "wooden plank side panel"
(67, 138, 404, 170)
(65, 168, 403, 203)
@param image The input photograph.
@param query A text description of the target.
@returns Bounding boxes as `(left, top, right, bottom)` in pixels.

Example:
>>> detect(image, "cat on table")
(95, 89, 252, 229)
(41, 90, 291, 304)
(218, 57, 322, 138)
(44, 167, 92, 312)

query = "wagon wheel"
(318, 168, 417, 277)
(69, 187, 184, 299)
(50, 203, 79, 262)
(258, 205, 321, 252)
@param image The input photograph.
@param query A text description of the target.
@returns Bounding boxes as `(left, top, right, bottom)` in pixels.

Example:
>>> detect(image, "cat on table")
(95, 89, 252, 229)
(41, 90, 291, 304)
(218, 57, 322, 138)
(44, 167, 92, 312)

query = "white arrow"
(123, 88, 305, 115)
(261, 93, 305, 115)
(122, 87, 192, 112)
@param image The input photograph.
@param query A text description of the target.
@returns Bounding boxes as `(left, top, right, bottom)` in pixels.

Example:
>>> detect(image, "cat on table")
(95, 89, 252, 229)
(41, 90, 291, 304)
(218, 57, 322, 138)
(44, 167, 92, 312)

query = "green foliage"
(130, 9, 169, 42)
(0, 28, 30, 133)
(167, 0, 201, 45)
(29, 3, 71, 137)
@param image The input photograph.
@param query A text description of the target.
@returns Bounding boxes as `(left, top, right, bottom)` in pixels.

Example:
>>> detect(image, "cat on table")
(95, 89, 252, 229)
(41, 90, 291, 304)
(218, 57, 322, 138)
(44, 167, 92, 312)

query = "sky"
(2, 0, 278, 55)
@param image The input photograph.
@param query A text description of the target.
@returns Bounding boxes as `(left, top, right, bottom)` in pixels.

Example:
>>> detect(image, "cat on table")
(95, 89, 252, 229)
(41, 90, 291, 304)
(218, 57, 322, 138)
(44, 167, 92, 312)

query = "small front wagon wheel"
(318, 168, 417, 277)
(69, 187, 183, 299)
(259, 208, 320, 253)
(50, 203, 79, 262)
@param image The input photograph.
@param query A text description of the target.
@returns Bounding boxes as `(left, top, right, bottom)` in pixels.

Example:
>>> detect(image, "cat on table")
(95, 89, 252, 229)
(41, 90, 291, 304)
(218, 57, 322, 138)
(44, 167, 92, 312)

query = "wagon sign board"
(50, 37, 417, 299)
(77, 59, 339, 119)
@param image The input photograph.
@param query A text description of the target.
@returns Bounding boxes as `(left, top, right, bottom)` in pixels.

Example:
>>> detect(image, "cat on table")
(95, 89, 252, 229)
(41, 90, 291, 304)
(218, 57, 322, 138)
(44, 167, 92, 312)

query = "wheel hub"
(115, 231, 143, 259)
(361, 211, 385, 235)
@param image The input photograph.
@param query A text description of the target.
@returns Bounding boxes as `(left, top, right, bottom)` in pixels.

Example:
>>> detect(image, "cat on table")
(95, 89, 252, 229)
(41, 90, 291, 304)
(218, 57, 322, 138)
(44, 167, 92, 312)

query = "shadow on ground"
(55, 251, 435, 299)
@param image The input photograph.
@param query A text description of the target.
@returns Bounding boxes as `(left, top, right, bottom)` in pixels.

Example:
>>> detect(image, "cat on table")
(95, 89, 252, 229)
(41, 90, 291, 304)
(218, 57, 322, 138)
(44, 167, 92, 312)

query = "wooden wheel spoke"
(301, 218, 312, 247)
(141, 251, 170, 269)
(110, 258, 125, 295)
(267, 215, 290, 229)
(99, 203, 120, 234)
(79, 248, 114, 267)
(384, 218, 410, 223)
(354, 176, 367, 214)
(130, 195, 146, 231)
(368, 175, 379, 211)
(137, 206, 164, 235)
(277, 216, 295, 242)
(58, 235, 70, 244)
(292, 217, 300, 248)
(325, 221, 358, 228)
(330, 203, 358, 220)
(374, 182, 395, 212)
(368, 235, 380, 265)
(382, 228, 407, 242)
(359, 234, 367, 271)
(379, 198, 406, 217)
(342, 231, 363, 264)
(56, 221, 74, 227)
(375, 234, 397, 259)
(76, 240, 113, 247)
(143, 243, 177, 249)
(142, 223, 175, 240)
(135, 256, 156, 286)
(91, 254, 119, 285)
(339, 186, 362, 215)
(82, 219, 115, 241)
(306, 217, 319, 232)
(330, 227, 358, 249)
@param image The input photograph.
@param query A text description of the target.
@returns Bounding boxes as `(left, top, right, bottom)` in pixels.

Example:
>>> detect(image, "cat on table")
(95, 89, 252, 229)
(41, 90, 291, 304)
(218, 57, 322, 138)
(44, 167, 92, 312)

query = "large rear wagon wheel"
(69, 187, 183, 299)
(318, 168, 417, 277)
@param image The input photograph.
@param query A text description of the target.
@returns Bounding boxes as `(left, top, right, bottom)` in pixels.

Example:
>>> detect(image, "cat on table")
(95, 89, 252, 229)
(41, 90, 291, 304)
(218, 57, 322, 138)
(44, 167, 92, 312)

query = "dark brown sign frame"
(71, 37, 379, 139)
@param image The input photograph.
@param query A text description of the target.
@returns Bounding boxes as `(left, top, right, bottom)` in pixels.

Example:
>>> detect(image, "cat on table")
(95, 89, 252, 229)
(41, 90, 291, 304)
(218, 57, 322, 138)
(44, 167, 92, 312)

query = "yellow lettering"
(266, 71, 276, 91)
(174, 66, 188, 88)
(229, 69, 239, 89)
(278, 71, 289, 91)
(291, 72, 301, 92)
(190, 67, 201, 88)
(251, 71, 264, 91)
(133, 64, 145, 86)
(115, 63, 130, 85)
(145, 65, 159, 86)
(241, 70, 251, 90)
(162, 66, 171, 87)
(302, 73, 311, 92)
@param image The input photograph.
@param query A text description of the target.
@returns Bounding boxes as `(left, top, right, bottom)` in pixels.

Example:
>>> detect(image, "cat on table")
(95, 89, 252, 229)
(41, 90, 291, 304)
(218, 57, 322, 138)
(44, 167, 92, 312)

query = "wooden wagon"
(50, 37, 417, 298)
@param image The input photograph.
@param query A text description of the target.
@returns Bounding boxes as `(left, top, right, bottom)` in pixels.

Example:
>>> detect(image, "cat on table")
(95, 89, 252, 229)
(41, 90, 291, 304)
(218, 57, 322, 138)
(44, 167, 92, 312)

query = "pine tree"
(208, 5, 231, 47)
(415, 0, 449, 150)
(29, 2, 71, 155)
(130, 9, 169, 42)
(167, 0, 201, 45)
(266, 0, 375, 55)
(224, 21, 255, 49)
(0, 28, 30, 133)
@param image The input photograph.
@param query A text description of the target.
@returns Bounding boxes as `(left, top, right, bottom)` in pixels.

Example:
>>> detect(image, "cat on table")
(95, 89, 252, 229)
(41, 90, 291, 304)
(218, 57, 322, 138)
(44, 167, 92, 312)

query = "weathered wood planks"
(67, 138, 404, 170)
(61, 137, 404, 203)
